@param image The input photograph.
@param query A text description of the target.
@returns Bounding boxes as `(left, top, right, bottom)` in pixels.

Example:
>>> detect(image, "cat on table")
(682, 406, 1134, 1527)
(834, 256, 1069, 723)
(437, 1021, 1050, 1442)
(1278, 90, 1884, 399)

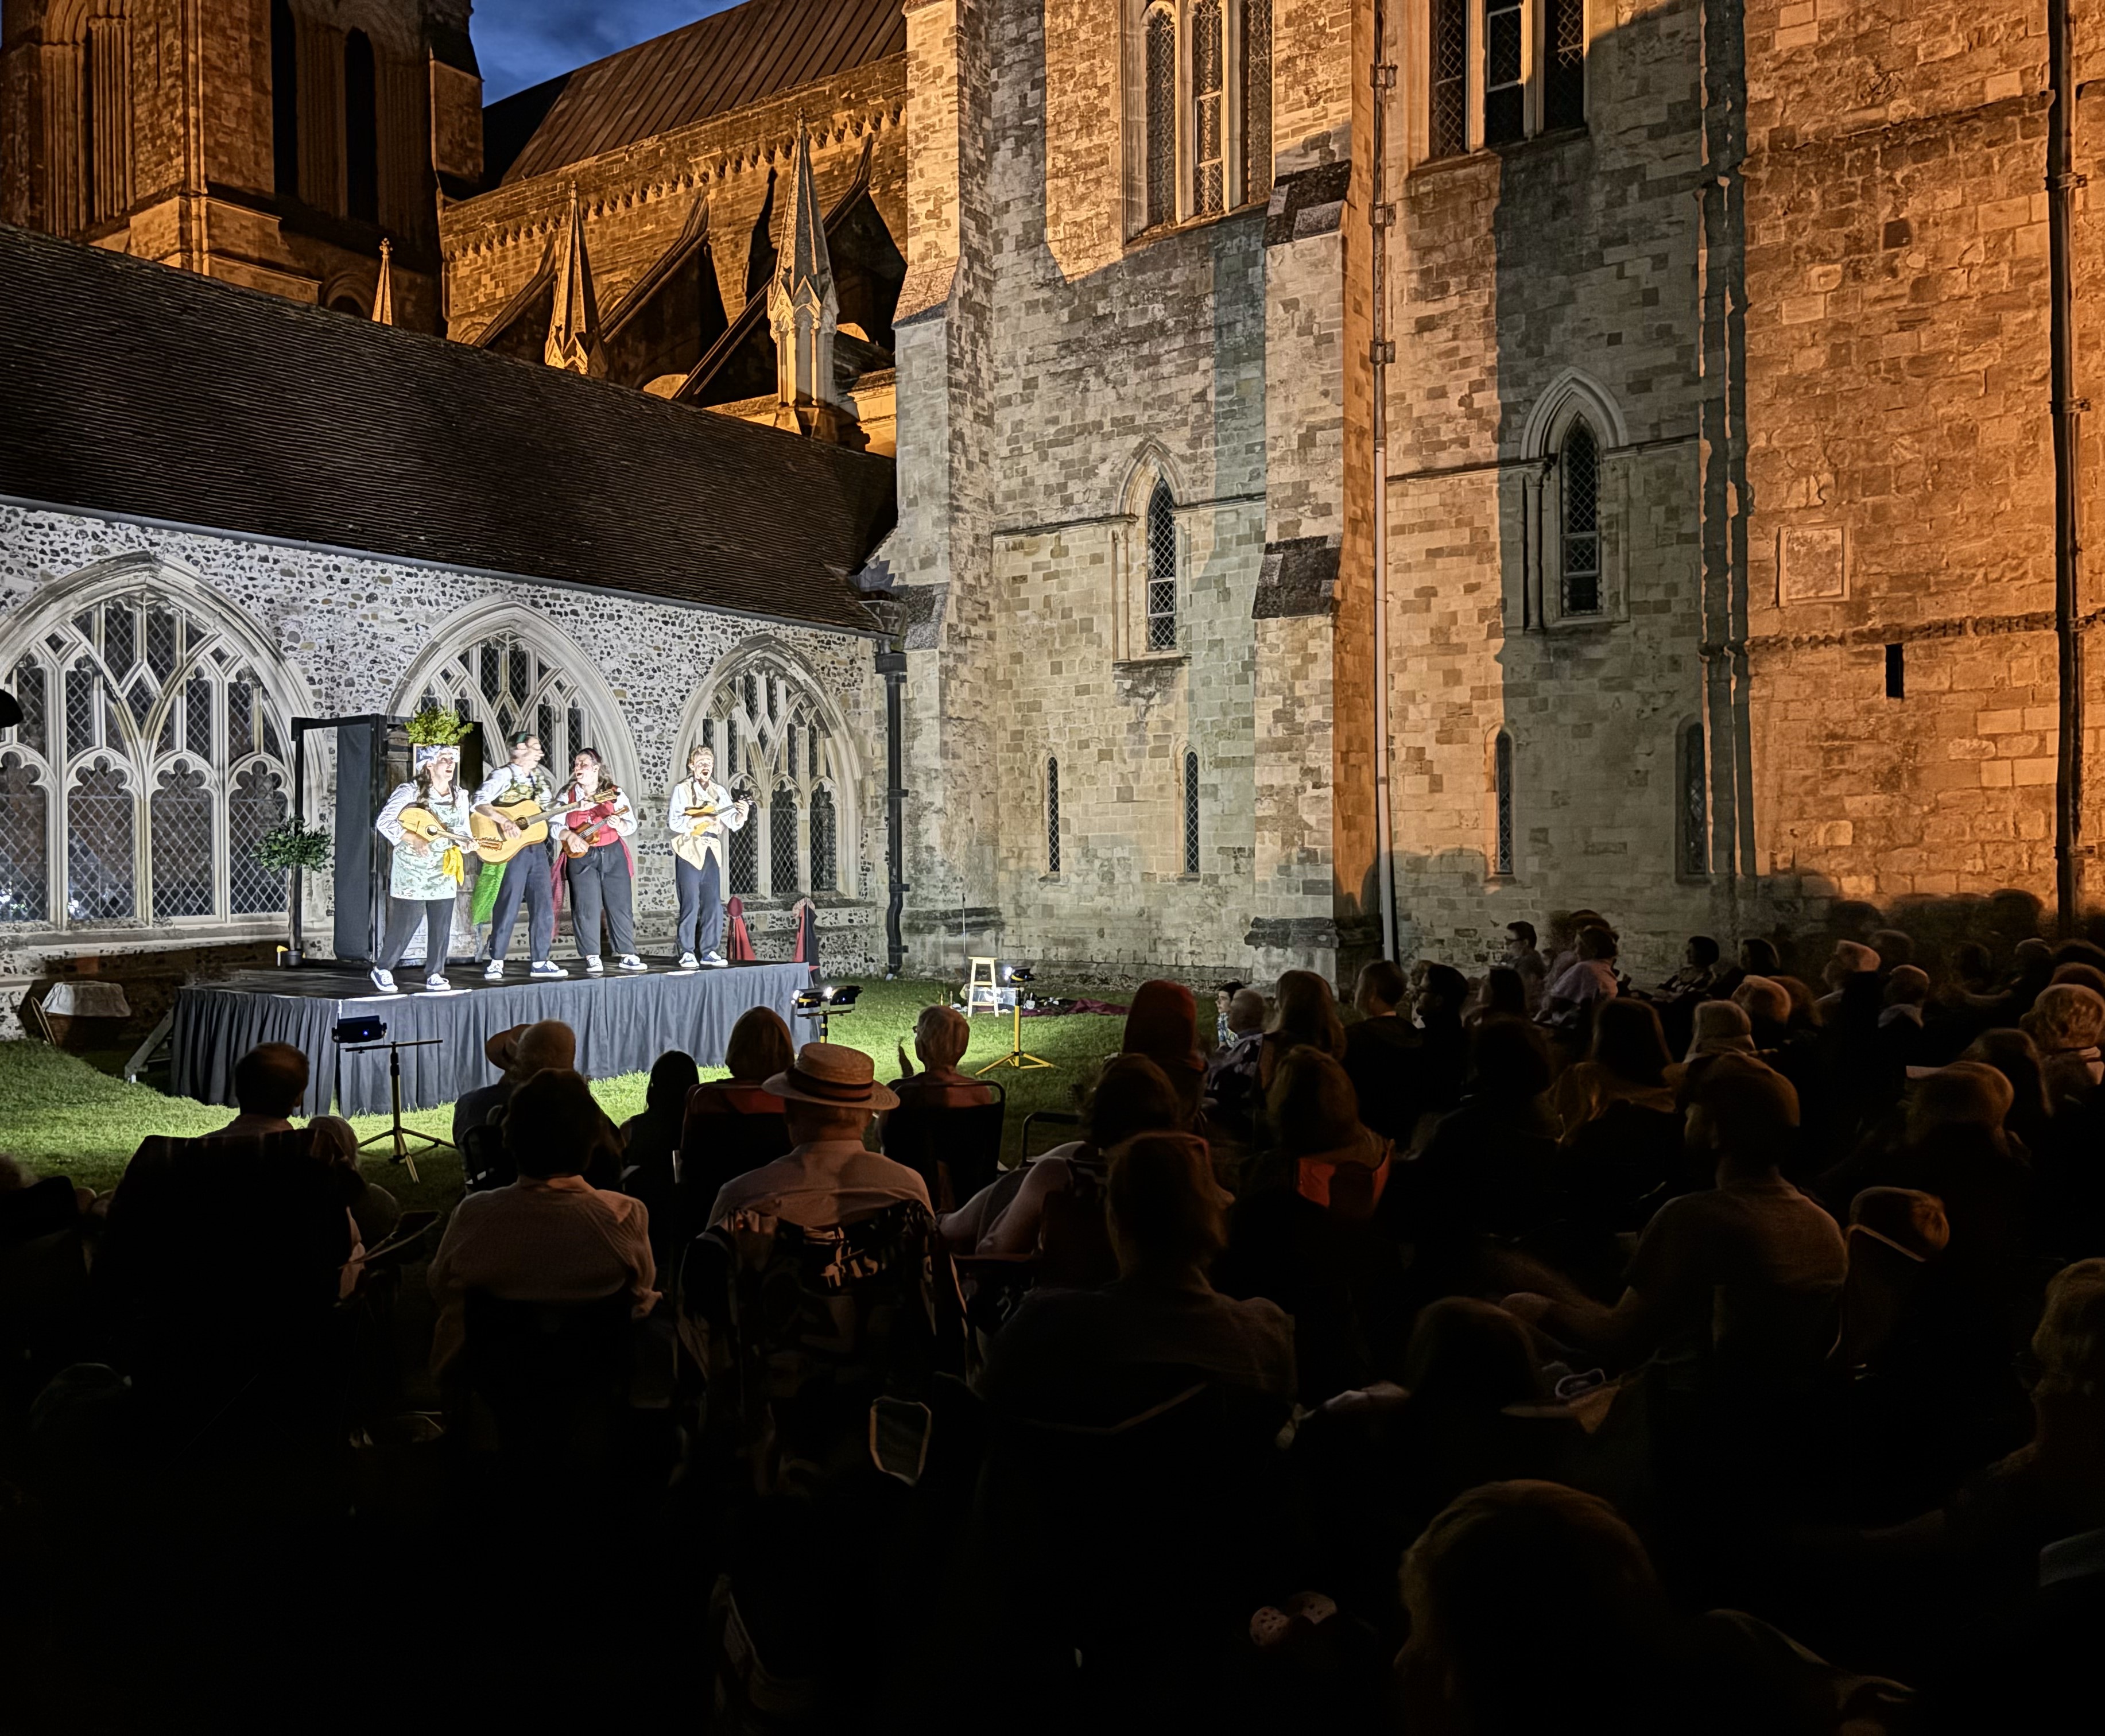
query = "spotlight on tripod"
(334, 1015, 453, 1181)
(794, 981, 862, 1043)
(976, 964, 1053, 1075)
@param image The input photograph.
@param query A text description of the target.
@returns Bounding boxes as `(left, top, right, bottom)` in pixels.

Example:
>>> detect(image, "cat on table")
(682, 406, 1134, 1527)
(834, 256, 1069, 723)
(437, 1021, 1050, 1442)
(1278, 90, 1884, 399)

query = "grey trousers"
(565, 842, 633, 959)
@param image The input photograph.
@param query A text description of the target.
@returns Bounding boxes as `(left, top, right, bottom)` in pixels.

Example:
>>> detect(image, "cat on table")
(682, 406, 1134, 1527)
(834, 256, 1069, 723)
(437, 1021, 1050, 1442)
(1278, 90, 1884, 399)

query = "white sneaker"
(483, 960, 506, 982)
(424, 974, 452, 991)
(701, 951, 727, 968)
(677, 952, 700, 971)
(529, 960, 566, 979)
(617, 954, 648, 972)
(584, 955, 604, 975)
(369, 967, 398, 994)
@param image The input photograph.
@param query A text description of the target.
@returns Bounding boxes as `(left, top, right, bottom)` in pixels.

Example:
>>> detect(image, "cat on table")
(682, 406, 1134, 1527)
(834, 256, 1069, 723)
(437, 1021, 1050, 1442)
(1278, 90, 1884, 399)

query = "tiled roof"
(487, 0, 906, 185)
(0, 224, 896, 634)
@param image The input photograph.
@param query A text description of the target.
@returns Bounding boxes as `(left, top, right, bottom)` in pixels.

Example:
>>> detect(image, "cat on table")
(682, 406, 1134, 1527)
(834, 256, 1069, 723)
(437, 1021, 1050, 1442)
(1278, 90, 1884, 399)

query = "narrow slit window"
(1146, 482, 1179, 652)
(1192, 0, 1225, 216)
(1545, 0, 1588, 131)
(1242, 0, 1273, 199)
(1144, 5, 1178, 228)
(1493, 733, 1515, 877)
(1046, 757, 1061, 874)
(1483, 0, 1525, 146)
(1429, 0, 1468, 159)
(1560, 419, 1602, 614)
(1680, 720, 1709, 876)
(1183, 750, 1200, 874)
(1885, 643, 1905, 699)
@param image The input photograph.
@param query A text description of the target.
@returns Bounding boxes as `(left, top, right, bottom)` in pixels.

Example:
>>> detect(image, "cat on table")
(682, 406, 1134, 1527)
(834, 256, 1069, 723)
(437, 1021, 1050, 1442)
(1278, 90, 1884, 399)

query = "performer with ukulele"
(668, 743, 750, 968)
(556, 747, 645, 975)
(371, 743, 471, 994)
(472, 731, 565, 982)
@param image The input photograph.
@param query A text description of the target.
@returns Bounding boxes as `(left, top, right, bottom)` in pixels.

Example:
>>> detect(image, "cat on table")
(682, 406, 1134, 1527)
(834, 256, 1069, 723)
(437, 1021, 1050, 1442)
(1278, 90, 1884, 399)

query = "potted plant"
(254, 816, 334, 966)
(405, 704, 471, 757)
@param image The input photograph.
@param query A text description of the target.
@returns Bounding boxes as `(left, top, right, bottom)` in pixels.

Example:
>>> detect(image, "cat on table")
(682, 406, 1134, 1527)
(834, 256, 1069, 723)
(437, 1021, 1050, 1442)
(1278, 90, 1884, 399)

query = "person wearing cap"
(473, 731, 566, 983)
(1506, 1055, 1845, 1387)
(370, 742, 472, 994)
(705, 1043, 928, 1230)
(451, 1019, 576, 1153)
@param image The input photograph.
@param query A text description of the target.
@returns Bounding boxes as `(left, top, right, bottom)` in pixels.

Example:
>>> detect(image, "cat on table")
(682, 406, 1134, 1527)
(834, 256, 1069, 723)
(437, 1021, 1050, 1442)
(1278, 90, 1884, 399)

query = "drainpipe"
(877, 645, 908, 976)
(1370, 0, 1398, 960)
(2049, 0, 2086, 935)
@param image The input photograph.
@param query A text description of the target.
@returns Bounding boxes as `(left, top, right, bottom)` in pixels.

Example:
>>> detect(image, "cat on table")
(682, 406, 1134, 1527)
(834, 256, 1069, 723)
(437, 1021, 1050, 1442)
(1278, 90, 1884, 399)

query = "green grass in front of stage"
(0, 976, 1130, 1212)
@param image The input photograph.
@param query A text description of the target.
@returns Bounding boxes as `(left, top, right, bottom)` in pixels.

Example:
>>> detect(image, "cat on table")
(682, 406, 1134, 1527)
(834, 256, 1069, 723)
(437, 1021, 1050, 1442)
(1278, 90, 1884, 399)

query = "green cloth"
(470, 859, 506, 927)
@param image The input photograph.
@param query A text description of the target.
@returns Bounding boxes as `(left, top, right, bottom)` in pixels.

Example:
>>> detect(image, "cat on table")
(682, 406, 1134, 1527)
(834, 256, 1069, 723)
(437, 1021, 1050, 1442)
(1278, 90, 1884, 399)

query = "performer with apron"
(556, 748, 644, 975)
(668, 744, 750, 968)
(371, 744, 471, 994)
(473, 731, 565, 981)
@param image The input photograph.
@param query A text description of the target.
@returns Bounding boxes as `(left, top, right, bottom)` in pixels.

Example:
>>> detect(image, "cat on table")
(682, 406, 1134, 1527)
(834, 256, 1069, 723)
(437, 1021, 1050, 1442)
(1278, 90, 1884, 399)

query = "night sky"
(473, 1, 746, 100)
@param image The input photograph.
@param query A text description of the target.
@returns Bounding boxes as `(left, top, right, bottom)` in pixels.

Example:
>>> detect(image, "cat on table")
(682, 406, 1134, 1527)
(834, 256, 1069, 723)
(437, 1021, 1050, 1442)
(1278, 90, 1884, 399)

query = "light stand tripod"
(345, 1036, 452, 1181)
(976, 972, 1052, 1075)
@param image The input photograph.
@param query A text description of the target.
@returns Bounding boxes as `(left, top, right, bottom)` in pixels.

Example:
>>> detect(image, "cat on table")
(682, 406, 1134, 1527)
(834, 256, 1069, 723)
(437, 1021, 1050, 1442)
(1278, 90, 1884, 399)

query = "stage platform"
(171, 959, 813, 1115)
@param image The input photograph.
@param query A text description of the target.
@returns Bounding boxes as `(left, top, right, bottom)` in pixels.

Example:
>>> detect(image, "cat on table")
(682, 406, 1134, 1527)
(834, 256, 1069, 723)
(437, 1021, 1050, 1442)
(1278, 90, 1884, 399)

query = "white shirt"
(472, 760, 557, 810)
(669, 775, 748, 871)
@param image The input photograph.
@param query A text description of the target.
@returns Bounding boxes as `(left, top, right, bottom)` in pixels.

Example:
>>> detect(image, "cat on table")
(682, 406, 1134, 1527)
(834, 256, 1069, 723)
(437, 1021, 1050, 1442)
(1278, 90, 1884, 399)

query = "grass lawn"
(0, 976, 1127, 1212)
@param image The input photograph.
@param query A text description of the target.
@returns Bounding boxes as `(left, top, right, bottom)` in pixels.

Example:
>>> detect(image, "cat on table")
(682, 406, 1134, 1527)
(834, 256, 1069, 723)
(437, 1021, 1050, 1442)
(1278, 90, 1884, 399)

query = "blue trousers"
(565, 842, 634, 959)
(487, 844, 556, 963)
(674, 852, 723, 956)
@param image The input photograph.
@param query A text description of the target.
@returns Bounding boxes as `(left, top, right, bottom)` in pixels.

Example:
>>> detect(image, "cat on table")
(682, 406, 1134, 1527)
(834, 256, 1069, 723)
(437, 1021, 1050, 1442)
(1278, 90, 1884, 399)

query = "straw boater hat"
(765, 1041, 900, 1111)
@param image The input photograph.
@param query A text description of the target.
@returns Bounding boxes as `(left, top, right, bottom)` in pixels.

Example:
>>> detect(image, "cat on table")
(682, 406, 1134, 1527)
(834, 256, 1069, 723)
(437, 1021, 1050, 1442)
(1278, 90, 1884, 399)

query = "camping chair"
(881, 1082, 1006, 1212)
(458, 1288, 635, 1467)
(0, 1178, 90, 1425)
(677, 1100, 794, 1233)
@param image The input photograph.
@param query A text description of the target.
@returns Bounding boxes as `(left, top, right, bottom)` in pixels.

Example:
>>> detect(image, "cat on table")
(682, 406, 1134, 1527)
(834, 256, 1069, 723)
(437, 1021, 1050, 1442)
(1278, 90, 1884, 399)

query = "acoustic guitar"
(466, 795, 551, 865)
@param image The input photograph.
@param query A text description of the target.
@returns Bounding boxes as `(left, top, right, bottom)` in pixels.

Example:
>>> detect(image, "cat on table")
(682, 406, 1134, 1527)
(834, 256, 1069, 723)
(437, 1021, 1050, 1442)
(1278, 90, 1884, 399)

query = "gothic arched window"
(1144, 3, 1177, 228)
(1146, 481, 1179, 652)
(1183, 749, 1201, 875)
(1559, 418, 1603, 615)
(410, 630, 603, 784)
(1, 587, 292, 929)
(1242, 0, 1273, 199)
(689, 653, 850, 902)
(1493, 731, 1515, 877)
(1046, 757, 1061, 875)
(41, 1, 133, 234)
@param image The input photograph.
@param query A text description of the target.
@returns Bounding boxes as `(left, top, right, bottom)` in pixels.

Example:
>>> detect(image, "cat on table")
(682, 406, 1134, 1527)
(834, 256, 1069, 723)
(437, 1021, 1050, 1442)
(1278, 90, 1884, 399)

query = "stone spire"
(370, 238, 396, 326)
(768, 118, 842, 439)
(544, 186, 606, 377)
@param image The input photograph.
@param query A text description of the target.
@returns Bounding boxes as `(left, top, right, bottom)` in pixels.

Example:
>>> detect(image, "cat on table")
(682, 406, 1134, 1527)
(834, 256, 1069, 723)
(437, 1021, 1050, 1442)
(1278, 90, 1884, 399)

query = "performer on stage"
(371, 744, 471, 994)
(668, 743, 750, 968)
(472, 731, 566, 982)
(556, 748, 645, 975)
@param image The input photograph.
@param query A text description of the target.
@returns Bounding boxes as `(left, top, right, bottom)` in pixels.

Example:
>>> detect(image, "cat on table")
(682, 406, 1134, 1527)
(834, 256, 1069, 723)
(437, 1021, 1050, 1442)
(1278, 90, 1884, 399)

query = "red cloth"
(726, 896, 756, 962)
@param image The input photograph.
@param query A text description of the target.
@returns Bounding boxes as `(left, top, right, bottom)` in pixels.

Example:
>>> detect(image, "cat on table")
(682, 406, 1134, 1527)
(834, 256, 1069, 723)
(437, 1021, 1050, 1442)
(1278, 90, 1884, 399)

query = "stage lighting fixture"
(333, 1014, 389, 1045)
(794, 981, 862, 1038)
(1003, 966, 1034, 986)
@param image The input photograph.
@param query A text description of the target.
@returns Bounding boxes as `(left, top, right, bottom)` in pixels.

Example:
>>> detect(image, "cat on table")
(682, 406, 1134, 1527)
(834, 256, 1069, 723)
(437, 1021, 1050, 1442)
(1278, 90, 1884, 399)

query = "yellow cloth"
(439, 844, 466, 885)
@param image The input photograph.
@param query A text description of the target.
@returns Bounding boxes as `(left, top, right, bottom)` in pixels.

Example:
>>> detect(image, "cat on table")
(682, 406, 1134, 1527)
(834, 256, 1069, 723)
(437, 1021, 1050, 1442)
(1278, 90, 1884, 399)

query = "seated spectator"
(1871, 927, 1916, 974)
(1537, 924, 1619, 1037)
(1471, 965, 1529, 1026)
(1553, 998, 1676, 1142)
(1259, 968, 1347, 1096)
(1122, 979, 1211, 1129)
(1881, 965, 1931, 1039)
(2050, 960, 2105, 1000)
(975, 1131, 1296, 1420)
(454, 1020, 576, 1153)
(1544, 909, 1607, 984)
(1963, 1027, 2055, 1157)
(1503, 920, 1548, 1011)
(1775, 973, 1823, 1030)
(427, 1067, 657, 1377)
(1660, 935, 1723, 999)
(619, 1048, 699, 1272)
(887, 1003, 994, 1111)
(1343, 959, 1418, 1141)
(1817, 940, 1882, 1018)
(1734, 975, 1794, 1049)
(1397, 1481, 1851, 1735)
(1204, 986, 1269, 1141)
(2021, 982, 2105, 1110)
(1412, 963, 1472, 1099)
(1739, 935, 1783, 979)
(1387, 1017, 1560, 1264)
(706, 1043, 926, 1229)
(305, 1113, 398, 1247)
(964, 1053, 1183, 1259)
(1216, 1047, 1405, 1402)
(1680, 998, 1758, 1065)
(204, 1041, 396, 1243)
(1510, 1056, 1846, 1392)
(1211, 980, 1247, 1048)
(681, 1005, 794, 1171)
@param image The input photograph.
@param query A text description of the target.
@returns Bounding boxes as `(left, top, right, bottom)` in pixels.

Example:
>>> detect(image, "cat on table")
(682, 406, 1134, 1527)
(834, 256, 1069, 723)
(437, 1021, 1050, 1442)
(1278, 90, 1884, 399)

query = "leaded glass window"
(2, 588, 293, 928)
(1560, 418, 1603, 614)
(1146, 482, 1179, 652)
(1145, 5, 1177, 228)
(690, 652, 851, 902)
(1192, 0, 1224, 216)
(1183, 750, 1200, 875)
(228, 762, 289, 914)
(1680, 721, 1709, 877)
(1484, 0, 1525, 145)
(1493, 733, 1515, 877)
(1242, 0, 1272, 199)
(414, 629, 604, 780)
(1046, 758, 1061, 874)
(1546, 0, 1587, 130)
(1430, 0, 1468, 158)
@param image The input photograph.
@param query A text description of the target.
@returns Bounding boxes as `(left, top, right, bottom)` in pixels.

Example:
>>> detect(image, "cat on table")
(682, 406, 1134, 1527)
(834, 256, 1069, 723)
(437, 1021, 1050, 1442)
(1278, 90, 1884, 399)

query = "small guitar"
(561, 795, 622, 858)
(394, 805, 472, 883)
(466, 796, 551, 864)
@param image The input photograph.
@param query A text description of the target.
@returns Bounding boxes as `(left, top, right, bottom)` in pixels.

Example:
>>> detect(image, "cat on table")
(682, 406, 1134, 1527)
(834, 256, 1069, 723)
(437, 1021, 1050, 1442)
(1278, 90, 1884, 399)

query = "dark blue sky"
(474, 1, 743, 101)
